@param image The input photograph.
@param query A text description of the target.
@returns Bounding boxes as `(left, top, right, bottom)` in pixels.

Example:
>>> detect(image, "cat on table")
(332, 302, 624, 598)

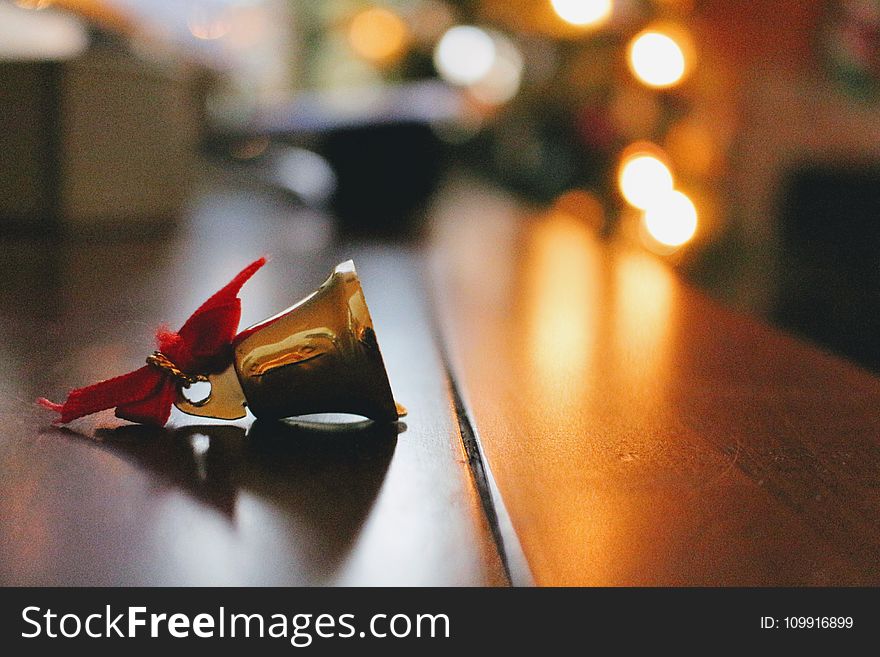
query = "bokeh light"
(348, 6, 408, 65)
(627, 30, 688, 88)
(550, 0, 613, 27)
(469, 31, 524, 105)
(434, 25, 496, 86)
(188, 4, 230, 41)
(434, 25, 523, 105)
(642, 190, 697, 248)
(618, 149, 674, 210)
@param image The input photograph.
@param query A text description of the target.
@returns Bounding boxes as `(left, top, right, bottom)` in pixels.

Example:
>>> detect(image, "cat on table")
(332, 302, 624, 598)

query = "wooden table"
(429, 179, 880, 586)
(2, 172, 879, 586)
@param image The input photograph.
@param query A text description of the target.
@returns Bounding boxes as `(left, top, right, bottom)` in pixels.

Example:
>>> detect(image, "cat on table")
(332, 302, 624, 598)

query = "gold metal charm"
(174, 260, 405, 423)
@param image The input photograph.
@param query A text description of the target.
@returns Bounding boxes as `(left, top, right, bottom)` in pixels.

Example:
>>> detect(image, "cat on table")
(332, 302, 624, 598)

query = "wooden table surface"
(429, 180, 880, 586)
(4, 171, 880, 586)
(0, 176, 506, 586)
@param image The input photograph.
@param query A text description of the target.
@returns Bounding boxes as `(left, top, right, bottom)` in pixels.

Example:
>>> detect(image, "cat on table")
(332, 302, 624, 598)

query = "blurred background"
(2, 0, 880, 371)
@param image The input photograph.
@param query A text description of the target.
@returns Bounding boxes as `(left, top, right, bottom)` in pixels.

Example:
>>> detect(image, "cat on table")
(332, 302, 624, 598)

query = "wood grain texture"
(0, 176, 506, 586)
(429, 180, 880, 586)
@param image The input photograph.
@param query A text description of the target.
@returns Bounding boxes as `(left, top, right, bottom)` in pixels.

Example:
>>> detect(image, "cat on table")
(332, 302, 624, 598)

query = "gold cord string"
(145, 351, 208, 386)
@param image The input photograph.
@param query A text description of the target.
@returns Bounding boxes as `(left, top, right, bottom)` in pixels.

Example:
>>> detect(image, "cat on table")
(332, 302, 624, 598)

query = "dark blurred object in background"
(323, 121, 444, 235)
(219, 81, 460, 235)
(775, 166, 880, 371)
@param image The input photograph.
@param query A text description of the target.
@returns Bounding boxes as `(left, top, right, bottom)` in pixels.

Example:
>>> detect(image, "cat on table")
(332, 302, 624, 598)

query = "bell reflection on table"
(92, 418, 400, 515)
(86, 418, 400, 577)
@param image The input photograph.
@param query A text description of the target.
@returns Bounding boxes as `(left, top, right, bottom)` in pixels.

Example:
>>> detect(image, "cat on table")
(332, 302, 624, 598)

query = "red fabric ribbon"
(39, 257, 267, 426)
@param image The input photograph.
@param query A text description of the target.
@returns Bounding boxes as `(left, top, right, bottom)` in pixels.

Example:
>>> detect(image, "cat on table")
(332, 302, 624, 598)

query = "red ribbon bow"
(39, 257, 267, 426)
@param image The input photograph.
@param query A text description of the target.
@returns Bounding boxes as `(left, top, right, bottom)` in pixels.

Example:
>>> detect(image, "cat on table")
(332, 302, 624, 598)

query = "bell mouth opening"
(292, 412, 376, 426)
(271, 413, 407, 434)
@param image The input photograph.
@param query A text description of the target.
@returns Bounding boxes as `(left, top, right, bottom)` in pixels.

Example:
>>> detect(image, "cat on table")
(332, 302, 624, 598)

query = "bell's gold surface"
(174, 260, 404, 423)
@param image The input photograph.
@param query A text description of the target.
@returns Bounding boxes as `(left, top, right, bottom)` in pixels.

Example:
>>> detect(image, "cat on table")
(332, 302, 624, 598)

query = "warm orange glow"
(550, 0, 612, 27)
(627, 28, 692, 88)
(524, 212, 599, 405)
(618, 146, 674, 210)
(348, 7, 409, 65)
(613, 249, 674, 393)
(642, 190, 698, 250)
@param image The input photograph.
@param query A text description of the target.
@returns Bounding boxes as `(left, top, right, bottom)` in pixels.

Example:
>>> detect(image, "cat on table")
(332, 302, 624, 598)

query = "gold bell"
(174, 260, 405, 423)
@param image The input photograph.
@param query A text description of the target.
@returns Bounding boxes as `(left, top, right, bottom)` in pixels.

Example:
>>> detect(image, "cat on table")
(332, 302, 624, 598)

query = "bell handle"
(174, 362, 248, 420)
